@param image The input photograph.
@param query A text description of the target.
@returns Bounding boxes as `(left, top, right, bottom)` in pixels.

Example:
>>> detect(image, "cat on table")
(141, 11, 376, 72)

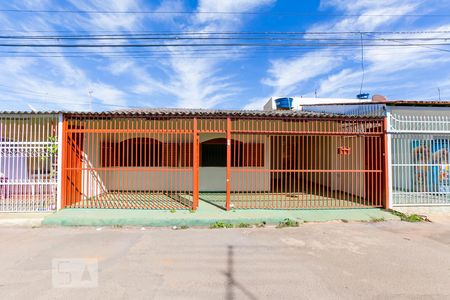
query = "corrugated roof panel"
(0, 108, 379, 118)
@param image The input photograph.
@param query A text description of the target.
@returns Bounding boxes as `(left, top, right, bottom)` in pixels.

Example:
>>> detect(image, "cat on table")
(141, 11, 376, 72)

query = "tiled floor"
(0, 195, 56, 212)
(69, 192, 192, 209)
(199, 192, 378, 209)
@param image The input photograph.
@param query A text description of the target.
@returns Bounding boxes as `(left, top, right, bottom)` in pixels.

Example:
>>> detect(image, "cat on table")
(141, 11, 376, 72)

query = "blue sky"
(0, 0, 449, 111)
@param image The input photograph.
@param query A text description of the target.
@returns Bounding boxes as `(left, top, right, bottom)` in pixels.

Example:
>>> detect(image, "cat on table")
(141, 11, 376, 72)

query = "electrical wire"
(0, 31, 447, 50)
(1, 31, 450, 37)
(0, 42, 449, 48)
(0, 8, 449, 17)
(0, 30, 449, 35)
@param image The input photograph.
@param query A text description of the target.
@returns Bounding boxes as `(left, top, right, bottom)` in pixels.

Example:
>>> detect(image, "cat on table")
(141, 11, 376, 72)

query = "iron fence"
(389, 113, 450, 206)
(228, 118, 386, 209)
(0, 114, 58, 212)
(62, 116, 195, 209)
(62, 115, 386, 210)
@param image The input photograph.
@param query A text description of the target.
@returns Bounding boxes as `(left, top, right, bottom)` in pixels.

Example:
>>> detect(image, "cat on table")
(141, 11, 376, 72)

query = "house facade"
(0, 113, 61, 212)
(0, 109, 387, 211)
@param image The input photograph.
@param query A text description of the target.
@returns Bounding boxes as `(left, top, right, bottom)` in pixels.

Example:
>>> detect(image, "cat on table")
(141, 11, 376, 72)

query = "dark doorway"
(201, 138, 227, 167)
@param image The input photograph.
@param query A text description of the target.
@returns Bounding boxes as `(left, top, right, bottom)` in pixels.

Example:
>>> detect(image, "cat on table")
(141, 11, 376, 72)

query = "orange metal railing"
(62, 116, 196, 209)
(61, 115, 386, 210)
(228, 117, 386, 209)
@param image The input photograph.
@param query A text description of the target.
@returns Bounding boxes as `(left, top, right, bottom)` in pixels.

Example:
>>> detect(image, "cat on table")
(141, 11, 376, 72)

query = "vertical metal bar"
(85, 117, 90, 208)
(0, 116, 3, 211)
(226, 117, 231, 211)
(383, 117, 390, 209)
(386, 111, 393, 208)
(308, 127, 312, 208)
(24, 116, 29, 211)
(56, 113, 63, 210)
(95, 118, 100, 208)
(61, 116, 68, 209)
(193, 117, 199, 210)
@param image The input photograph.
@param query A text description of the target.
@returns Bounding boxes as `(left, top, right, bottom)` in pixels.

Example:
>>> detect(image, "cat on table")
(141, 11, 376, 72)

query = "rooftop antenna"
(356, 32, 369, 100)
(359, 32, 365, 95)
(27, 104, 37, 112)
(438, 87, 441, 101)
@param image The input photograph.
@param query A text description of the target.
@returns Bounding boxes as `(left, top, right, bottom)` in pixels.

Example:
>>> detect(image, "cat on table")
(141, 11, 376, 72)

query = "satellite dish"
(371, 94, 387, 102)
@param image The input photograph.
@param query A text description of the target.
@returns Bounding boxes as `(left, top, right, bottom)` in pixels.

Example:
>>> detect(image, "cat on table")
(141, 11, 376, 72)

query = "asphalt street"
(1, 221, 450, 299)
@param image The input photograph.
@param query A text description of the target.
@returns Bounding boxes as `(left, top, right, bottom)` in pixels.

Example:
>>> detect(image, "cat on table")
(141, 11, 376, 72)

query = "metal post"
(383, 116, 391, 209)
(226, 117, 231, 211)
(193, 117, 199, 210)
(385, 110, 393, 209)
(56, 113, 63, 210)
(60, 117, 68, 209)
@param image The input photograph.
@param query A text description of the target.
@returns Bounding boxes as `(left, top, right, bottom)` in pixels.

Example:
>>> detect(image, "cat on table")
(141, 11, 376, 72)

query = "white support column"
(386, 109, 394, 209)
(56, 113, 63, 210)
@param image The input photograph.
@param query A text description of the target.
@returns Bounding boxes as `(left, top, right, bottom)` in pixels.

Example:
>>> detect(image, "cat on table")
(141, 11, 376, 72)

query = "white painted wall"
(329, 136, 366, 198)
(389, 106, 450, 117)
(303, 134, 366, 198)
(79, 119, 371, 197)
(199, 133, 270, 192)
(264, 97, 370, 111)
(81, 133, 107, 198)
(81, 131, 193, 194)
(81, 130, 271, 194)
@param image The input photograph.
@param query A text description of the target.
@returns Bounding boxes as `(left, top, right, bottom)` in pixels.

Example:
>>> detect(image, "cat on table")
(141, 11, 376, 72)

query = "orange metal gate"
(62, 114, 386, 210)
(226, 117, 386, 209)
(61, 115, 197, 209)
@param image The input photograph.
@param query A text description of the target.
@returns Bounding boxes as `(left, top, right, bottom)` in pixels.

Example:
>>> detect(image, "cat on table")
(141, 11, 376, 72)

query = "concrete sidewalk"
(42, 200, 398, 227)
(395, 206, 450, 224)
(0, 213, 49, 227)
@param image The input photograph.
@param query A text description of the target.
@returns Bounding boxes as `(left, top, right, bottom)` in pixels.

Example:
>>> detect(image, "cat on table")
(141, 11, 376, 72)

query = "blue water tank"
(274, 97, 293, 110)
(356, 93, 370, 99)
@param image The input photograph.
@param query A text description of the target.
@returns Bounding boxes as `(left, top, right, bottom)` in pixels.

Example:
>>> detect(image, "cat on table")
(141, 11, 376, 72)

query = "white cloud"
(160, 56, 238, 108)
(260, 0, 450, 102)
(0, 1, 137, 111)
(105, 60, 134, 76)
(196, 0, 275, 25)
(0, 0, 275, 110)
(67, 0, 143, 31)
(311, 1, 420, 32)
(123, 0, 275, 108)
(151, 0, 186, 23)
(47, 0, 274, 109)
(3, 0, 448, 112)
(157, 0, 275, 107)
(0, 55, 128, 111)
(319, 0, 420, 13)
(262, 51, 342, 95)
(315, 24, 450, 98)
(243, 96, 272, 110)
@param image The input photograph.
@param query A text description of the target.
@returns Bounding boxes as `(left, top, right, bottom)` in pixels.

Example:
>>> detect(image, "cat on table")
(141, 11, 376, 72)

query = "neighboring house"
(0, 109, 387, 211)
(0, 113, 60, 212)
(263, 96, 372, 112)
(301, 100, 450, 208)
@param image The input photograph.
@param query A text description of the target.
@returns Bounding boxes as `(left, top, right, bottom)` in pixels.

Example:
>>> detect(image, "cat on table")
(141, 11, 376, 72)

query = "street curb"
(41, 216, 304, 227)
(0, 218, 43, 227)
